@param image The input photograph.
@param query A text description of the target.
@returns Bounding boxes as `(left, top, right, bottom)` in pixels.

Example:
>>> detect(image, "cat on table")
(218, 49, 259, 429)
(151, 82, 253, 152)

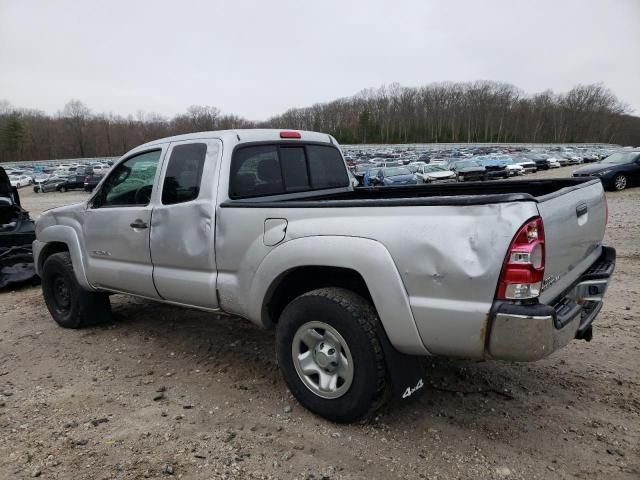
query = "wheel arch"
(36, 225, 93, 290)
(262, 265, 372, 328)
(249, 236, 428, 355)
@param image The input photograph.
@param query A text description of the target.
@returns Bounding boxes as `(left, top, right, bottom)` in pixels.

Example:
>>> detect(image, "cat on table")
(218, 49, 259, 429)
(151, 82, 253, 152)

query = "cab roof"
(137, 129, 336, 149)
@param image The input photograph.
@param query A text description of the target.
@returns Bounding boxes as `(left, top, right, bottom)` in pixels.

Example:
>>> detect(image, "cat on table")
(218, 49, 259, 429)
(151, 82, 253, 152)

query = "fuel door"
(264, 218, 288, 246)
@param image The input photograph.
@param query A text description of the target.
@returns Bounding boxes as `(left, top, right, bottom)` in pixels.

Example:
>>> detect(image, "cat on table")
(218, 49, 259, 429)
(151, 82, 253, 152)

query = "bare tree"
(61, 99, 91, 157)
(0, 82, 638, 163)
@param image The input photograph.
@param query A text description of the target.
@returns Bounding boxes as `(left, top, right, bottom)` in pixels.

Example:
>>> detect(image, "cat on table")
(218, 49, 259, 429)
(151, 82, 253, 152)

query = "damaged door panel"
(149, 140, 221, 309)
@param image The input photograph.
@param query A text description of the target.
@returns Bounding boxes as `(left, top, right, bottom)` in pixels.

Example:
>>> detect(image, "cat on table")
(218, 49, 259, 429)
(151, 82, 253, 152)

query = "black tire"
(41, 252, 111, 328)
(610, 174, 627, 191)
(276, 287, 387, 423)
(59, 186, 66, 192)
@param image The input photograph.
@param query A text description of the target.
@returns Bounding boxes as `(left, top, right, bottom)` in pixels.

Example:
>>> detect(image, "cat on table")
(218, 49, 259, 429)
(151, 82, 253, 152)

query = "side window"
(93, 150, 161, 208)
(229, 146, 282, 198)
(307, 145, 349, 189)
(162, 143, 207, 205)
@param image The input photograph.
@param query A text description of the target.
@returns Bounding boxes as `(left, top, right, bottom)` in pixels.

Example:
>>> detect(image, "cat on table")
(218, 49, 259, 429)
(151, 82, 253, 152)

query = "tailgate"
(537, 180, 607, 304)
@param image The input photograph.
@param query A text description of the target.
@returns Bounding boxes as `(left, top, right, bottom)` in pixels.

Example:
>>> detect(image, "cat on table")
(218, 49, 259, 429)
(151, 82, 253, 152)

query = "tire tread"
(281, 287, 387, 422)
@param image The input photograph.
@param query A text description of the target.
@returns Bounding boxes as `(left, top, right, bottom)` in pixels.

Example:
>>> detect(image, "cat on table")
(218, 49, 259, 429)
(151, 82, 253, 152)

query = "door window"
(93, 150, 161, 208)
(161, 143, 207, 205)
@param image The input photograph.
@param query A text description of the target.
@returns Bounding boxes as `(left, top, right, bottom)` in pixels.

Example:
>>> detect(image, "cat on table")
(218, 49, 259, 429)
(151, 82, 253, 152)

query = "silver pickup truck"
(34, 129, 615, 422)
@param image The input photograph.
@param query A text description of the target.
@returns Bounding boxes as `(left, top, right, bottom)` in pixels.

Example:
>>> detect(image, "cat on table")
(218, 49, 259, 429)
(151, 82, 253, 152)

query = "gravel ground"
(1, 167, 638, 479)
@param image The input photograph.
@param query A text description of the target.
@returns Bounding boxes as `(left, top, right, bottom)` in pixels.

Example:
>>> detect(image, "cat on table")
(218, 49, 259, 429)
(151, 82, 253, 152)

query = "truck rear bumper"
(487, 246, 616, 361)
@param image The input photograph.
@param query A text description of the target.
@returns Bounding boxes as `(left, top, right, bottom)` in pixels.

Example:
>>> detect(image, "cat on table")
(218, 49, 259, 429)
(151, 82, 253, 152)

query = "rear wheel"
(59, 186, 66, 192)
(276, 288, 387, 423)
(42, 252, 111, 328)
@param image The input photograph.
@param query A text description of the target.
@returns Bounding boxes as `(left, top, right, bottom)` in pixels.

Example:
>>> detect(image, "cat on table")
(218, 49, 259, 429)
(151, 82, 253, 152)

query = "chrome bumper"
(488, 311, 580, 361)
(487, 246, 615, 361)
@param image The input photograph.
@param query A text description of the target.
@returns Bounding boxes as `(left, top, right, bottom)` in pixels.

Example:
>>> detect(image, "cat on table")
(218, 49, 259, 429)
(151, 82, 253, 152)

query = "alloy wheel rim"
(291, 321, 354, 399)
(615, 175, 626, 190)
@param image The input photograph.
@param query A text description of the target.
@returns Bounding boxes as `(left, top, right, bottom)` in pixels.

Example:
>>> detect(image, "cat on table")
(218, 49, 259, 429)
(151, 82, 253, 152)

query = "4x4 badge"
(402, 378, 424, 399)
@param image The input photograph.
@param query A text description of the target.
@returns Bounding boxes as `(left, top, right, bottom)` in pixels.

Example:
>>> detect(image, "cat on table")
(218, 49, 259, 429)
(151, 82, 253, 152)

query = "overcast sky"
(1, 0, 639, 120)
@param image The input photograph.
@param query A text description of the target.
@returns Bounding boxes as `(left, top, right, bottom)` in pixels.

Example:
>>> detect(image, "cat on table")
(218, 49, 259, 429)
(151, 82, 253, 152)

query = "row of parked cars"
(345, 144, 631, 187)
(5, 161, 112, 194)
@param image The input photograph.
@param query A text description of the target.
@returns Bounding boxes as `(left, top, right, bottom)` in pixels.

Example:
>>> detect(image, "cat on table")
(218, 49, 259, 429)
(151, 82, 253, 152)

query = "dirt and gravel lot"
(1, 168, 638, 480)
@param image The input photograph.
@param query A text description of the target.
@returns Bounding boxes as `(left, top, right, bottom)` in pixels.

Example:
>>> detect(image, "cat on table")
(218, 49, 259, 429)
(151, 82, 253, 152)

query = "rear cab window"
(229, 143, 348, 199)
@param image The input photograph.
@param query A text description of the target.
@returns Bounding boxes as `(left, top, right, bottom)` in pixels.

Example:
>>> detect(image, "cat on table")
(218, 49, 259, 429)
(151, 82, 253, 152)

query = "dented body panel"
(34, 129, 613, 362)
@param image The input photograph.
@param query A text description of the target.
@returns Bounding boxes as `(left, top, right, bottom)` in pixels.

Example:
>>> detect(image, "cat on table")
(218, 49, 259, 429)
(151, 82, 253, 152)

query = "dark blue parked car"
(368, 166, 418, 186)
(573, 151, 640, 191)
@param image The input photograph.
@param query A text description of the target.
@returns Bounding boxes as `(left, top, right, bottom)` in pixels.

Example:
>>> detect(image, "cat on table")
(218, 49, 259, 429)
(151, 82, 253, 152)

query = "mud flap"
(376, 324, 426, 403)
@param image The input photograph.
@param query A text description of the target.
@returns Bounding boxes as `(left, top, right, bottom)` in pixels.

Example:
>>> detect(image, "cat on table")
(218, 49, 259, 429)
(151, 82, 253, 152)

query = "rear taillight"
(497, 217, 545, 300)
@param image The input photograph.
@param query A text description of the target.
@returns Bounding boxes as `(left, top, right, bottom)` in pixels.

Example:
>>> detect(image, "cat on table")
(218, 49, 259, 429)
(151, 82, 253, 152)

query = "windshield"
(355, 164, 373, 173)
(454, 160, 480, 168)
(425, 165, 446, 172)
(602, 152, 639, 164)
(383, 167, 411, 176)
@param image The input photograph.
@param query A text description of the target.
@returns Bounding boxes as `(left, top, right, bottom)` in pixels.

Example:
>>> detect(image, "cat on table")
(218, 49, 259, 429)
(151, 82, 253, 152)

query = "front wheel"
(611, 174, 627, 191)
(276, 288, 387, 423)
(42, 252, 112, 328)
(59, 186, 66, 192)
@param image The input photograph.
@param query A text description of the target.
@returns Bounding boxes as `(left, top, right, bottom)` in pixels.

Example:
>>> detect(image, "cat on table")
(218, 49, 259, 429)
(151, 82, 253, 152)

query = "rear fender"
(249, 236, 429, 355)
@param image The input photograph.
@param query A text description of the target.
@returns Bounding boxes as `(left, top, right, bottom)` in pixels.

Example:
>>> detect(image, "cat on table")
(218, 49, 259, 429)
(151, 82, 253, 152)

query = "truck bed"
(221, 178, 600, 208)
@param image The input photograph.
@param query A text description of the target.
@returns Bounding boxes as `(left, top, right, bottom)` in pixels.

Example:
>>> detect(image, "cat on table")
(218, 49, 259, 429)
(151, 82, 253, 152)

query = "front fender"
(249, 236, 429, 355)
(34, 224, 93, 290)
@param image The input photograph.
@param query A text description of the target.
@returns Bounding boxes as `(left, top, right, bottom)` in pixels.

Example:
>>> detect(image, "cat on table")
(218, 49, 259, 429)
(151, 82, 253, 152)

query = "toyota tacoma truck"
(33, 129, 615, 422)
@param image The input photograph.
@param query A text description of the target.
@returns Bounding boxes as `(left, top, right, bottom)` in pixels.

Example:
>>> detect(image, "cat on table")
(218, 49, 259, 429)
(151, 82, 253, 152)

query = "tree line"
(1, 81, 639, 162)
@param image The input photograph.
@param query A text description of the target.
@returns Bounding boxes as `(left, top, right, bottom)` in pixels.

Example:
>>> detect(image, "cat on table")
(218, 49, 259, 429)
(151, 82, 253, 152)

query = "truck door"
(83, 148, 164, 297)
(149, 139, 221, 309)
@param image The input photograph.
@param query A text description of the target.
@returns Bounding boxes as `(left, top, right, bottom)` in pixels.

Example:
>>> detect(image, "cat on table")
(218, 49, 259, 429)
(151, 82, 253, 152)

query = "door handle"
(130, 220, 148, 229)
(576, 203, 588, 217)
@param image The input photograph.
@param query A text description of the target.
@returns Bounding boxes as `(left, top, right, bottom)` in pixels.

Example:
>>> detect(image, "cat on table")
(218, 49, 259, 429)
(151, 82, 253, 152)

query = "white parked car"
(555, 156, 571, 167)
(410, 164, 457, 183)
(497, 158, 525, 176)
(548, 158, 561, 168)
(9, 175, 32, 188)
(514, 158, 537, 173)
(564, 154, 583, 165)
